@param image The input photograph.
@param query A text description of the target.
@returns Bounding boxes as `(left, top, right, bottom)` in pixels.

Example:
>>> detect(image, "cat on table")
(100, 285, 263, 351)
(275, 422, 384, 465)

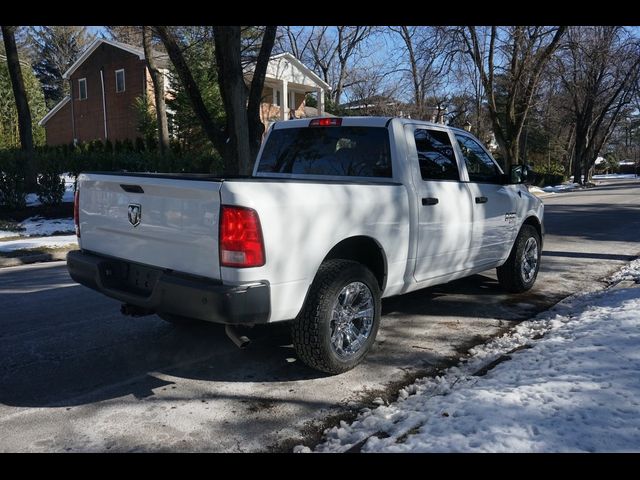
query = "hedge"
(0, 140, 222, 209)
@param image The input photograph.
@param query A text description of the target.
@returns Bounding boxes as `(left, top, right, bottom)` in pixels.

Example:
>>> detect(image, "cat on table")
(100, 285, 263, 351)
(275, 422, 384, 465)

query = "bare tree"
(277, 26, 312, 60)
(282, 26, 373, 106)
(106, 26, 143, 46)
(459, 26, 566, 171)
(554, 26, 640, 184)
(1, 25, 35, 190)
(390, 26, 455, 120)
(142, 26, 170, 155)
(154, 25, 276, 174)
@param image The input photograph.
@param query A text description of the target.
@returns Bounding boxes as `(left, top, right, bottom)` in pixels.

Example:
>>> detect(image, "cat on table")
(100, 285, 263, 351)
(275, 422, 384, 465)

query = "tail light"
(74, 190, 80, 237)
(219, 206, 265, 268)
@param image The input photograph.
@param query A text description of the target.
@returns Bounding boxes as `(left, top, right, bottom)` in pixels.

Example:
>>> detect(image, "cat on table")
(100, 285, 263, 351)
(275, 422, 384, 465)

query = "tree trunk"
(572, 117, 590, 185)
(213, 26, 251, 175)
(142, 26, 170, 155)
(246, 26, 276, 163)
(2, 25, 36, 191)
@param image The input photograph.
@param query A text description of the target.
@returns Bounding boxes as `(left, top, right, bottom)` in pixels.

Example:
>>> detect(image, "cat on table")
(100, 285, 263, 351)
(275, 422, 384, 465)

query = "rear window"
(257, 126, 392, 178)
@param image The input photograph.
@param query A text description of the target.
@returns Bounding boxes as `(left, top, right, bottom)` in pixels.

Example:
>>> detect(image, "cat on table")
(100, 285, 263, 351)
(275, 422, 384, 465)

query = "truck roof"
(271, 116, 470, 134)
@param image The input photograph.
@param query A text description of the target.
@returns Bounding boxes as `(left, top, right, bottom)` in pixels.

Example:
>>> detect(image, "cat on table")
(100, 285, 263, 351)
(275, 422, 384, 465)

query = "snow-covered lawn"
(0, 217, 75, 240)
(25, 174, 75, 207)
(0, 235, 78, 253)
(306, 260, 640, 453)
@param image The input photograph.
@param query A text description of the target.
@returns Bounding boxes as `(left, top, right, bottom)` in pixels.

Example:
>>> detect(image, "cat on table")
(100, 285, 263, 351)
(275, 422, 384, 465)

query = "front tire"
(292, 259, 381, 374)
(497, 224, 541, 293)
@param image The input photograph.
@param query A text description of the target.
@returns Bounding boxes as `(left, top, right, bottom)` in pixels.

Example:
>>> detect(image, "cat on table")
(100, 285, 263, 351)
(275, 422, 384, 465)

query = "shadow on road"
(0, 272, 544, 409)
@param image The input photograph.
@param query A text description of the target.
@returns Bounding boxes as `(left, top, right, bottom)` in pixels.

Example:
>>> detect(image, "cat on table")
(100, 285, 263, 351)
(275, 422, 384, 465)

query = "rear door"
(78, 173, 223, 280)
(406, 125, 474, 282)
(453, 133, 518, 267)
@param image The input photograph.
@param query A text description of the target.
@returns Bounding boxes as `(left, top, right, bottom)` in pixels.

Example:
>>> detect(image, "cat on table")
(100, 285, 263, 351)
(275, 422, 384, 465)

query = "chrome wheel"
(520, 237, 539, 283)
(330, 281, 375, 359)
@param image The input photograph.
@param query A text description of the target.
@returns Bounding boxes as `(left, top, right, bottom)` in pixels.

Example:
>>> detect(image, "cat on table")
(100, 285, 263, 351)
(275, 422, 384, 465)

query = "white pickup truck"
(68, 116, 544, 374)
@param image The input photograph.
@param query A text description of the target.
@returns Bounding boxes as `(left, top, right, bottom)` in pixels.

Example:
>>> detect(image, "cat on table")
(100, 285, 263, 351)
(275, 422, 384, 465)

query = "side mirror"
(510, 164, 533, 184)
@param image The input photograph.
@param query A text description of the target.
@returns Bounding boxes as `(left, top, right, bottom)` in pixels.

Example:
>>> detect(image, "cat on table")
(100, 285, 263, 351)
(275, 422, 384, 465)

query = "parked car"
(67, 117, 544, 374)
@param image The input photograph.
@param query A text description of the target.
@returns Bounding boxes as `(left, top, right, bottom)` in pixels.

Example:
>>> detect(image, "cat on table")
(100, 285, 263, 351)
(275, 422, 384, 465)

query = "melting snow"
(305, 261, 640, 453)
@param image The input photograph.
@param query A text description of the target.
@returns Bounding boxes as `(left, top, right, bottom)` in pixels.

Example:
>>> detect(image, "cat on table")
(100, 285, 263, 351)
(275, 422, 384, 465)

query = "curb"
(0, 249, 72, 268)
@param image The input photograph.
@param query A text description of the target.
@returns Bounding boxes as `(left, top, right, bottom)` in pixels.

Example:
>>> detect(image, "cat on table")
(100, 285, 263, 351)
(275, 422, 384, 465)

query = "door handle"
(422, 197, 439, 206)
(475, 196, 488, 204)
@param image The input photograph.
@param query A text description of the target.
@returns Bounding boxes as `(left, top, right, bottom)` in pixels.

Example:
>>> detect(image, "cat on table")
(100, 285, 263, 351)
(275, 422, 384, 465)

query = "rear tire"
(497, 224, 541, 293)
(292, 259, 381, 374)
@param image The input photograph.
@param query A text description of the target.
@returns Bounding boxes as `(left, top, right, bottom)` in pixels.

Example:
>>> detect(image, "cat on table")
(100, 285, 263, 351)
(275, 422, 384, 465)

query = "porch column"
(317, 88, 325, 116)
(280, 79, 289, 120)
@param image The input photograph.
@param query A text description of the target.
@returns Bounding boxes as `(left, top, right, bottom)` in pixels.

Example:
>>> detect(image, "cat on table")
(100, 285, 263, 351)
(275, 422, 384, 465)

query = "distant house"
(39, 38, 169, 146)
(251, 52, 331, 128)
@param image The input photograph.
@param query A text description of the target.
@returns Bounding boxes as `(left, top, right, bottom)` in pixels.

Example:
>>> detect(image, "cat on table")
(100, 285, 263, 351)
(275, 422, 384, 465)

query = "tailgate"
(77, 173, 223, 280)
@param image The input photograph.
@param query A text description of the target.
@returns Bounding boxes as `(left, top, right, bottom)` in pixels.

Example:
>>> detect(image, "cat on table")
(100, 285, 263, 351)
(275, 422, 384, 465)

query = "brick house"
(39, 41, 331, 146)
(39, 38, 168, 146)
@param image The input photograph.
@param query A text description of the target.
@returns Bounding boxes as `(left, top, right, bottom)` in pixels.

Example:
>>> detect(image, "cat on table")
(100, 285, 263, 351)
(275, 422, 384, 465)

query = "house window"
(115, 69, 125, 93)
(78, 78, 87, 100)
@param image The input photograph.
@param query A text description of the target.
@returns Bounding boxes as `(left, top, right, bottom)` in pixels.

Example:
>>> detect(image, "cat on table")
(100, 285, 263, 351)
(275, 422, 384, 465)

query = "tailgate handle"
(120, 184, 145, 194)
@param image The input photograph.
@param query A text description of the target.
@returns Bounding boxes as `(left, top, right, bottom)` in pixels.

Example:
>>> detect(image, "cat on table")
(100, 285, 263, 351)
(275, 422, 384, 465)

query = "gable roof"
(62, 38, 167, 79)
(259, 52, 331, 91)
(38, 95, 70, 126)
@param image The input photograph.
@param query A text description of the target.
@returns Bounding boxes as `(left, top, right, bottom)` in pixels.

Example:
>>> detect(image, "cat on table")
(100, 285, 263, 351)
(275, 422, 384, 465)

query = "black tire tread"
(497, 224, 541, 293)
(291, 259, 380, 374)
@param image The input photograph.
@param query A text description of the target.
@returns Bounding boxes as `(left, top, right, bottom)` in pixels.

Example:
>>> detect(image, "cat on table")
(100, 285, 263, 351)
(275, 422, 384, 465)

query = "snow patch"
(0, 235, 78, 253)
(592, 174, 637, 180)
(608, 258, 640, 285)
(309, 268, 640, 453)
(25, 174, 75, 207)
(542, 183, 581, 193)
(0, 217, 74, 240)
(20, 217, 75, 236)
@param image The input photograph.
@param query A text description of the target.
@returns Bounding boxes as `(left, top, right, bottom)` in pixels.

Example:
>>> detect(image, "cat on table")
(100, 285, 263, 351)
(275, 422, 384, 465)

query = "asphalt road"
(1, 178, 639, 452)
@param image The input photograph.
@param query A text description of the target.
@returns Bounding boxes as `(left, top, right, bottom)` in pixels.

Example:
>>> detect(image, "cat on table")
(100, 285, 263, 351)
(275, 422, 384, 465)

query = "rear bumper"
(67, 250, 270, 324)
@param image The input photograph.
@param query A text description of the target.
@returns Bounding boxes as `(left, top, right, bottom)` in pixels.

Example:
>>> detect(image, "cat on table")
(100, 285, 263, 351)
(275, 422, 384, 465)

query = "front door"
(453, 133, 518, 268)
(407, 125, 475, 283)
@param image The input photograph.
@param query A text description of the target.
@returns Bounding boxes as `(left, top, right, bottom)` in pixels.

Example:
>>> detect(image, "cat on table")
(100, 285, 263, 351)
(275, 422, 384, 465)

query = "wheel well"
(323, 236, 387, 291)
(523, 216, 543, 247)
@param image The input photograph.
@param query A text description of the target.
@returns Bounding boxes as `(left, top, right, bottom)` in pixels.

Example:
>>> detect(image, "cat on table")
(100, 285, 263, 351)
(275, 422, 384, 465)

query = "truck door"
(453, 132, 518, 268)
(406, 125, 475, 283)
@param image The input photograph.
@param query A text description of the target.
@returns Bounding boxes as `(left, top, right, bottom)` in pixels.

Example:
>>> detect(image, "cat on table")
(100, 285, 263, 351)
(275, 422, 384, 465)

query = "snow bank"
(0, 235, 78, 253)
(0, 217, 75, 240)
(542, 183, 581, 193)
(309, 262, 640, 453)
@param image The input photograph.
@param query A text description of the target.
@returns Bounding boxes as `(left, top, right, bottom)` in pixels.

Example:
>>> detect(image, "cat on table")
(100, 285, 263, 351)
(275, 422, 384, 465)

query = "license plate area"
(100, 259, 162, 297)
(123, 263, 161, 296)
